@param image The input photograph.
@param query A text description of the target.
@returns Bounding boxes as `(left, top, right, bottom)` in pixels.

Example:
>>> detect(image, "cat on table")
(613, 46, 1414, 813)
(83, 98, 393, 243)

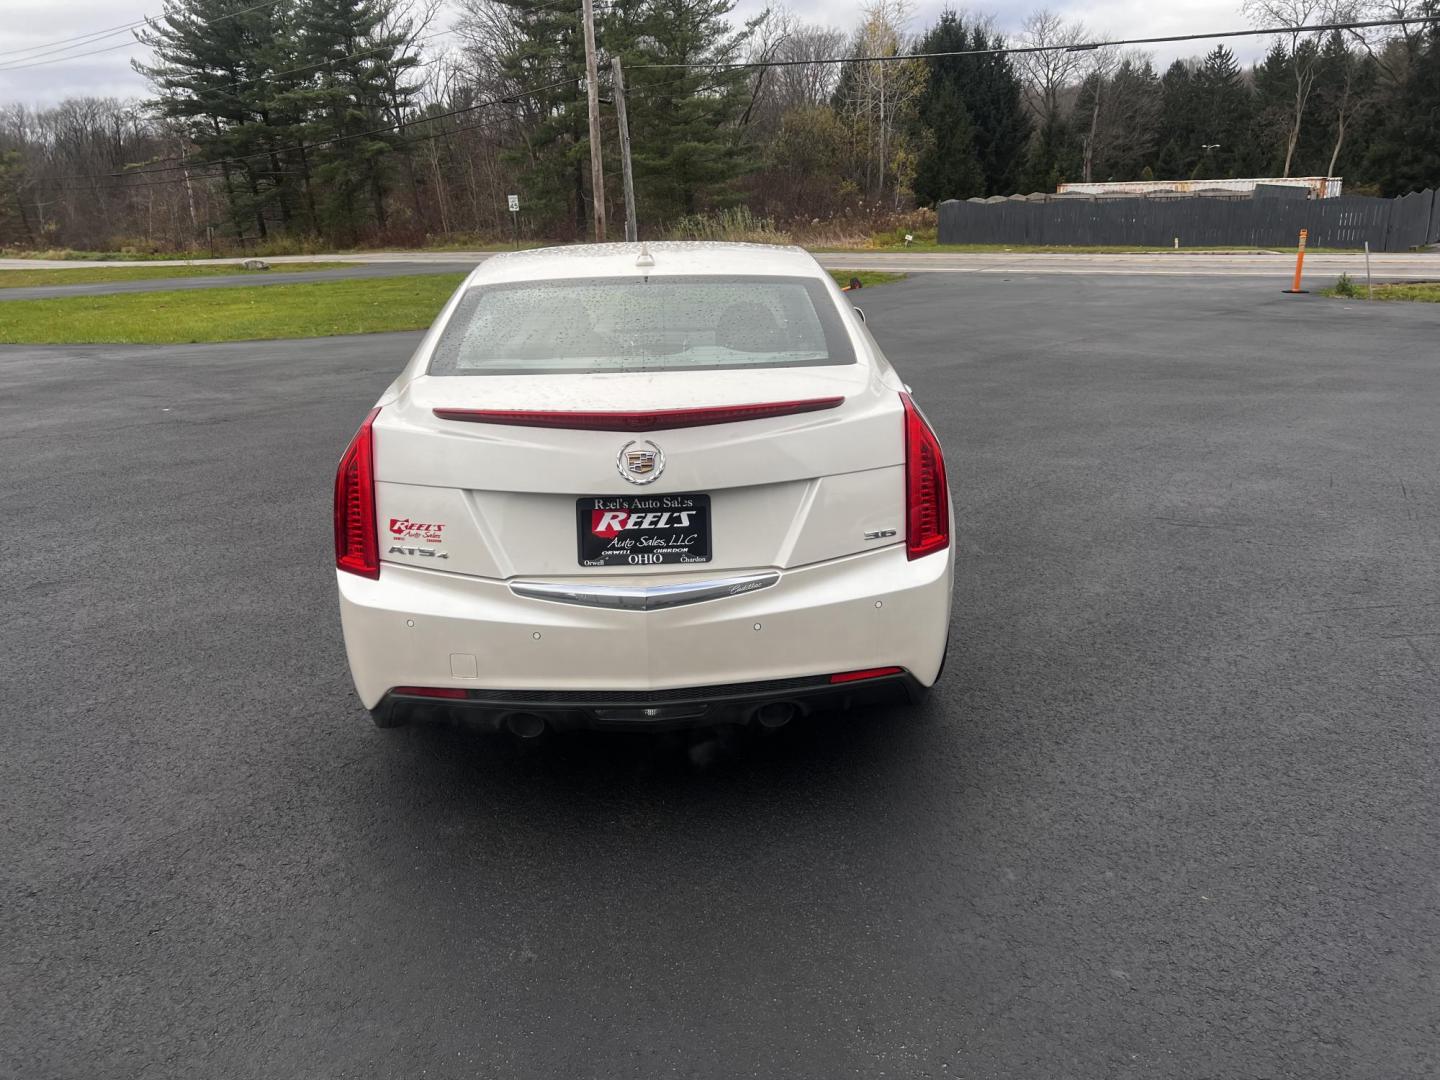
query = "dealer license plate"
(576, 493, 712, 567)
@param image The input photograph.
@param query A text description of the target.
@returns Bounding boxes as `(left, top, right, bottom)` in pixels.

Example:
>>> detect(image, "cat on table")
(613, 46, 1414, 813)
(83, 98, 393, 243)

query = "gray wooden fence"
(937, 189, 1439, 251)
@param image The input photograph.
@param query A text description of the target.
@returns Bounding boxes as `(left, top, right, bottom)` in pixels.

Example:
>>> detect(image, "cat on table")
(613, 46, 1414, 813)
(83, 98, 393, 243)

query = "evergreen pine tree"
(913, 81, 984, 203)
(911, 12, 986, 203)
(1020, 114, 1079, 191)
(297, 0, 422, 237)
(1154, 60, 1199, 179)
(963, 24, 1030, 194)
(1251, 42, 1294, 177)
(1309, 31, 1377, 182)
(0, 150, 34, 246)
(908, 12, 1028, 197)
(612, 0, 757, 220)
(1367, 24, 1440, 195)
(1191, 46, 1251, 178)
(136, 0, 298, 240)
(491, 0, 591, 236)
(1086, 57, 1161, 181)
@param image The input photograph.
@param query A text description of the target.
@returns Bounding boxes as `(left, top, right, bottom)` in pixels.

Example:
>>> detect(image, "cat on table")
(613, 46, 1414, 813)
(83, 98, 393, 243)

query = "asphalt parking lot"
(3, 273, 1437, 1078)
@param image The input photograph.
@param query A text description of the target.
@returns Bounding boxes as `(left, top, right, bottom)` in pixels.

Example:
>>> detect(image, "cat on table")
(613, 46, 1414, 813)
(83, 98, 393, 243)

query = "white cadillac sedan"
(334, 242, 952, 735)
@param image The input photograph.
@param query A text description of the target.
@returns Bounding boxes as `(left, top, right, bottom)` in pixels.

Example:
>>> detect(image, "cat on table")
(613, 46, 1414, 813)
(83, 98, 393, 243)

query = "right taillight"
(334, 407, 381, 579)
(901, 392, 949, 560)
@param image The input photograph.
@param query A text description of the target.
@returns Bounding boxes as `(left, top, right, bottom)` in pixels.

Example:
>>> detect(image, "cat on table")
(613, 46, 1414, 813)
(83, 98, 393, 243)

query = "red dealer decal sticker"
(590, 507, 699, 539)
(389, 518, 445, 543)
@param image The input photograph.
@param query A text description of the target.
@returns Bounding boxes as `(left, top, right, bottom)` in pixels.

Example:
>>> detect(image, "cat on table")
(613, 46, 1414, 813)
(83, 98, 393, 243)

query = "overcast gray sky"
(0, 0, 1264, 107)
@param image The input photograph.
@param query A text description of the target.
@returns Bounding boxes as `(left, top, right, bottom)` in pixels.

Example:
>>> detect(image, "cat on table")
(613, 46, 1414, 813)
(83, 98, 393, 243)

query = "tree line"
(1, 0, 1438, 252)
(1005, 2, 1440, 199)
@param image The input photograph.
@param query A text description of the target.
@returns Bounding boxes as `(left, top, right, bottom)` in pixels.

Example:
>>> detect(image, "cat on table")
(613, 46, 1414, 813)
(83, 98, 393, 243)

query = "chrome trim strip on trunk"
(510, 571, 781, 611)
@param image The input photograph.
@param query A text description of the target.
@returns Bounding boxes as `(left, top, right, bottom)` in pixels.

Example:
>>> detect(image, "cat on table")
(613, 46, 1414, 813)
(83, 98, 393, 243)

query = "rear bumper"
(337, 543, 952, 711)
(371, 671, 923, 732)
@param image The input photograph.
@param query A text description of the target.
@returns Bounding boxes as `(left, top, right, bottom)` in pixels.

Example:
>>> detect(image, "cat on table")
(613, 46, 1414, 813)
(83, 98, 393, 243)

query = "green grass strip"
(0, 273, 466, 344)
(0, 262, 352, 289)
(827, 270, 906, 288)
(0, 268, 905, 345)
(1323, 280, 1440, 302)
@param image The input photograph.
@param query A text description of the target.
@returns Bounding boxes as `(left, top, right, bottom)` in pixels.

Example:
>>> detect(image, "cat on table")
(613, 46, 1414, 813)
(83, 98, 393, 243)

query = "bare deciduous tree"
(0, 97, 210, 250)
(1244, 0, 1357, 175)
(838, 0, 925, 203)
(772, 22, 849, 112)
(1015, 9, 1090, 128)
(1077, 43, 1121, 182)
(740, 11, 850, 134)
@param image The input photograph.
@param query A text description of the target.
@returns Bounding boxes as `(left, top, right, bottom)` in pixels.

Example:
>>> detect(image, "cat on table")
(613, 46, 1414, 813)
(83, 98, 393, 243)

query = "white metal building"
(1056, 177, 1343, 199)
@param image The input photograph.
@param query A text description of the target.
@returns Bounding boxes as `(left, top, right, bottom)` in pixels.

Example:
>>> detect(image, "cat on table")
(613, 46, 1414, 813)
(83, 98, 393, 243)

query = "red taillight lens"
(431, 398, 845, 431)
(829, 666, 905, 684)
(901, 392, 949, 560)
(334, 407, 381, 579)
(390, 686, 469, 699)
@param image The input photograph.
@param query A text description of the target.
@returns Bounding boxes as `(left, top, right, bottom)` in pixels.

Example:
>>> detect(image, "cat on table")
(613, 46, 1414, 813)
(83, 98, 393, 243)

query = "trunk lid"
(373, 365, 904, 579)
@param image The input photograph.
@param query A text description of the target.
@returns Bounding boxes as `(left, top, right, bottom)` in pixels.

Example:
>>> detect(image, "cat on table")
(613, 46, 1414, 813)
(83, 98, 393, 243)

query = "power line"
(35, 0, 590, 182)
(202, 0, 584, 95)
(24, 11, 1439, 189)
(0, 0, 575, 75)
(42, 77, 573, 192)
(147, 76, 570, 178)
(0, 25, 143, 65)
(0, 38, 142, 73)
(0, 0, 286, 72)
(25, 32, 458, 180)
(36, 40, 451, 182)
(55, 64, 724, 192)
(0, 17, 153, 60)
(45, 110, 496, 193)
(630, 14, 1440, 70)
(145, 26, 451, 98)
(178, 0, 585, 101)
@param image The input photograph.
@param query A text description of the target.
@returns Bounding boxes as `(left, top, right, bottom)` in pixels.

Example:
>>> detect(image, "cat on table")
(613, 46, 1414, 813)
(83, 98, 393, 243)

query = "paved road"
(0, 250, 487, 270)
(0, 262, 475, 302)
(3, 247, 1437, 298)
(817, 249, 1440, 279)
(3, 276, 1438, 1078)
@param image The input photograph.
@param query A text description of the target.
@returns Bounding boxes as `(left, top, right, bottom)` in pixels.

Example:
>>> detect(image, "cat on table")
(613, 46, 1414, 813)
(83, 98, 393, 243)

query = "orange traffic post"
(1284, 228, 1309, 294)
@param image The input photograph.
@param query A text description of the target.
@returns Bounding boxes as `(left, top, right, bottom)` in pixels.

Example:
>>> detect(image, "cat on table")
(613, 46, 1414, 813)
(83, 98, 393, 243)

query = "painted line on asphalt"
(825, 265, 1308, 278)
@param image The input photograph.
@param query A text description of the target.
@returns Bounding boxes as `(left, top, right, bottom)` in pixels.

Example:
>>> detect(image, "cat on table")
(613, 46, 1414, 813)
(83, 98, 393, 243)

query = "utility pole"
(611, 56, 638, 242)
(581, 0, 606, 241)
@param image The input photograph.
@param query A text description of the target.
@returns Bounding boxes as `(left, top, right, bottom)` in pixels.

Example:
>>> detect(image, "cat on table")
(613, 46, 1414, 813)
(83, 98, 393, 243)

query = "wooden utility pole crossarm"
(581, 0, 607, 242)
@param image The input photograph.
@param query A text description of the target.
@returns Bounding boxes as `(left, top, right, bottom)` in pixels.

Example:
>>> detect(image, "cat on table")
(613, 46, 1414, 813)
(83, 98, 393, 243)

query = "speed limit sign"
(507, 195, 521, 249)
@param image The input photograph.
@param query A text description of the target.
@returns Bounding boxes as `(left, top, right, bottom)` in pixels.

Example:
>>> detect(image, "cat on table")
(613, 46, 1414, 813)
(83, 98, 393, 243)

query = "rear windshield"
(428, 274, 855, 375)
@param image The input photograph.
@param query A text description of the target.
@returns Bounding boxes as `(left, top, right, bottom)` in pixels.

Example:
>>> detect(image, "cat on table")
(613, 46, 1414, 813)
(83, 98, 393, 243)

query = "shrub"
(666, 207, 792, 244)
(788, 205, 937, 249)
(1333, 272, 1359, 298)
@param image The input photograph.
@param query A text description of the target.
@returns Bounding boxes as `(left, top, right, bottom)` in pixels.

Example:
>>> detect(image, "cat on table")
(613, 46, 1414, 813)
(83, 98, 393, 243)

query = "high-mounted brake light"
(901, 392, 949, 560)
(431, 398, 845, 432)
(334, 407, 381, 579)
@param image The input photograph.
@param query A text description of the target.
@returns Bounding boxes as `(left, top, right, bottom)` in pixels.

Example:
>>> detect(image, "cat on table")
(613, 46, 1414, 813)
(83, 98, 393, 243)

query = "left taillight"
(334, 407, 381, 579)
(901, 392, 949, 560)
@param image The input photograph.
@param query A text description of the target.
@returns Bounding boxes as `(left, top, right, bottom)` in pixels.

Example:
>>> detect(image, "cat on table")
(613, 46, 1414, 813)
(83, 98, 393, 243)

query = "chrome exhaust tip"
(505, 712, 547, 739)
(755, 701, 798, 729)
